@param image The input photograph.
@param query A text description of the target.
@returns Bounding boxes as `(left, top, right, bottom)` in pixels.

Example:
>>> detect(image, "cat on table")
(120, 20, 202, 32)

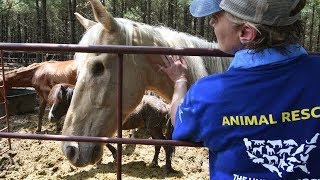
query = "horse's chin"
(48, 111, 62, 124)
(61, 141, 103, 167)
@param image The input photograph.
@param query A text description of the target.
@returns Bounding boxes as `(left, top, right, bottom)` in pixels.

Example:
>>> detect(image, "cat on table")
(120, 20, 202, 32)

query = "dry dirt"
(0, 111, 209, 180)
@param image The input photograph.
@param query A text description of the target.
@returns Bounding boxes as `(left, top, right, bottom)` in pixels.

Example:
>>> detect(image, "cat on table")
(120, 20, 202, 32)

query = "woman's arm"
(170, 78, 188, 125)
(159, 55, 188, 126)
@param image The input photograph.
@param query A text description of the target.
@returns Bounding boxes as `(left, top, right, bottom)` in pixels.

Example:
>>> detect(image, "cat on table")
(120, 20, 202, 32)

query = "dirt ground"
(0, 110, 209, 180)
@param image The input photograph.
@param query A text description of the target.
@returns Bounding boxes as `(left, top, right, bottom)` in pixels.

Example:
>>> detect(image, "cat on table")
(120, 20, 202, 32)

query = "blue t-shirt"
(173, 45, 320, 179)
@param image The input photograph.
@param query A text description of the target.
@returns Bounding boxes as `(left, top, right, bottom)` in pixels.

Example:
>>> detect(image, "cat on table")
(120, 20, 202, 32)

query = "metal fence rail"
(0, 50, 12, 155)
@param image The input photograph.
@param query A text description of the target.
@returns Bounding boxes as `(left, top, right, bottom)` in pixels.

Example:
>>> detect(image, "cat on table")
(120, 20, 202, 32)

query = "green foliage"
(0, 0, 319, 52)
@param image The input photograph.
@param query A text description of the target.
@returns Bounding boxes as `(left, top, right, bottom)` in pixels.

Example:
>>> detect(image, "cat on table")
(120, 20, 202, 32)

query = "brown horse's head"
(61, 0, 230, 167)
(48, 83, 74, 123)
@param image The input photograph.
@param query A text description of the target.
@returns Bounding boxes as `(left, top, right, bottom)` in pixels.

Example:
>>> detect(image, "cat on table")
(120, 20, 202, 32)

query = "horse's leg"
(123, 129, 137, 156)
(106, 144, 117, 160)
(146, 114, 175, 173)
(163, 120, 176, 173)
(95, 144, 117, 165)
(148, 126, 163, 168)
(36, 97, 47, 133)
(55, 122, 62, 134)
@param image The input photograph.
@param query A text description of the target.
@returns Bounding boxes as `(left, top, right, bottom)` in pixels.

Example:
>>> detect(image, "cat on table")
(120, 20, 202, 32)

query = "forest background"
(0, 0, 320, 61)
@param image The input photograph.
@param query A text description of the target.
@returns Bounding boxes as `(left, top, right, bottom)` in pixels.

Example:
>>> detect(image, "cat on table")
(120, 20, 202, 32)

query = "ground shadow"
(60, 161, 183, 180)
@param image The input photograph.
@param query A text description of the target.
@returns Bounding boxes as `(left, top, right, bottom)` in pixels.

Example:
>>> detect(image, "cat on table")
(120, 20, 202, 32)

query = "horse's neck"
(125, 21, 231, 101)
(3, 65, 41, 88)
(131, 24, 214, 101)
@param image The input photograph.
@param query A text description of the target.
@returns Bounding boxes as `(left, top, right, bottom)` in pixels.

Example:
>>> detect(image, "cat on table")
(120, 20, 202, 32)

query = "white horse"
(61, 0, 231, 167)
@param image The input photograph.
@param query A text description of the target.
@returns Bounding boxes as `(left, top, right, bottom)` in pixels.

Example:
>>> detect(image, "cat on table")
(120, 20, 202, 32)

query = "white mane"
(75, 18, 231, 82)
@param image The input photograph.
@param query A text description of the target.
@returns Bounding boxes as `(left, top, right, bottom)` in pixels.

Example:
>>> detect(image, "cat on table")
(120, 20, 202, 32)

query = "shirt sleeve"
(172, 85, 204, 143)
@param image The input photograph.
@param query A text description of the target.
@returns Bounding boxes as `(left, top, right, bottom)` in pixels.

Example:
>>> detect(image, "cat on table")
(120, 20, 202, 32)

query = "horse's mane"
(76, 18, 232, 83)
(125, 19, 232, 81)
(4, 62, 45, 76)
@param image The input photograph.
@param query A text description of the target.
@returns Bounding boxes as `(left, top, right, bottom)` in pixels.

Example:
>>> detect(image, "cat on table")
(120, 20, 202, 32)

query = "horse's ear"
(89, 0, 119, 32)
(60, 84, 67, 94)
(74, 12, 97, 30)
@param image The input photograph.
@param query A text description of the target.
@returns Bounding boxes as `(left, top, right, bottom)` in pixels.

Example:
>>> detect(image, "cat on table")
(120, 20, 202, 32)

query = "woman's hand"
(159, 55, 188, 83)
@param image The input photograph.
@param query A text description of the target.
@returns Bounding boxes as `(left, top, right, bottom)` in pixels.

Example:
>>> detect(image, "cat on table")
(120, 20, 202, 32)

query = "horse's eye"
(91, 61, 104, 76)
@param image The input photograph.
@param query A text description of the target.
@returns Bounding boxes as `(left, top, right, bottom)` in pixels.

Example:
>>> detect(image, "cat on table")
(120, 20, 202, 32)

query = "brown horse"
(48, 83, 174, 172)
(0, 60, 77, 132)
(61, 0, 231, 167)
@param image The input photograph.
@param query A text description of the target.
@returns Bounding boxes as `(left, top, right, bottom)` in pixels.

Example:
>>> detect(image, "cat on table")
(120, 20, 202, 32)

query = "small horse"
(123, 94, 174, 172)
(48, 83, 74, 123)
(47, 83, 75, 132)
(0, 60, 77, 132)
(61, 0, 232, 167)
(48, 83, 174, 172)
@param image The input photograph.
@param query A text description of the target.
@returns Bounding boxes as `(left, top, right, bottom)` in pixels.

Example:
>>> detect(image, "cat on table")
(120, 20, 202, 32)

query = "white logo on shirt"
(243, 133, 319, 178)
(178, 107, 183, 123)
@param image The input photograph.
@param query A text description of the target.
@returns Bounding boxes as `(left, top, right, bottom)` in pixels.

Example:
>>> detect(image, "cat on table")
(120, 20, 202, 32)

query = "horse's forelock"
(48, 85, 61, 105)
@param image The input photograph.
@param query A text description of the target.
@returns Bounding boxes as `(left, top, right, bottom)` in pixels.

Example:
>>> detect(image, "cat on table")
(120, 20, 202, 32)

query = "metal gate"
(1, 43, 319, 179)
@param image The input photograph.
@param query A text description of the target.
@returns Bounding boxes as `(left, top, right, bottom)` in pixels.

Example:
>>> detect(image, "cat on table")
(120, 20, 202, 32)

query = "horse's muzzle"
(61, 141, 103, 167)
(48, 114, 59, 123)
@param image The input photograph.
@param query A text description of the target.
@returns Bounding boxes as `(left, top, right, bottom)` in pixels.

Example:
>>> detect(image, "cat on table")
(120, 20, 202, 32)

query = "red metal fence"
(0, 43, 319, 179)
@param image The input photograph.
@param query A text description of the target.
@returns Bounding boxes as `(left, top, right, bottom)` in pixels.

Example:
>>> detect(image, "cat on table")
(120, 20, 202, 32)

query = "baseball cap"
(189, 0, 305, 26)
(190, 0, 222, 18)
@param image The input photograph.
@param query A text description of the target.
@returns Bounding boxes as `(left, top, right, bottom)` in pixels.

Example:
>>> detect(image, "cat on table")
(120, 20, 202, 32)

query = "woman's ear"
(239, 24, 257, 45)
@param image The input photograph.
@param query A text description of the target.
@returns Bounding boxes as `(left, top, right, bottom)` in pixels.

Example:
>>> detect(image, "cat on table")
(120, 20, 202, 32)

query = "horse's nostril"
(66, 145, 76, 159)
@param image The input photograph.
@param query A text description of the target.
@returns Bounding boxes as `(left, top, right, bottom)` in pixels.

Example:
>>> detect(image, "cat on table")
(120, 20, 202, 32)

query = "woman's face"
(209, 12, 244, 55)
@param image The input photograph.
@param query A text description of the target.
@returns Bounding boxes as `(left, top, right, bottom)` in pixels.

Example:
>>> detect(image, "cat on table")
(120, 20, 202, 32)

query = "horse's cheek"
(89, 73, 114, 107)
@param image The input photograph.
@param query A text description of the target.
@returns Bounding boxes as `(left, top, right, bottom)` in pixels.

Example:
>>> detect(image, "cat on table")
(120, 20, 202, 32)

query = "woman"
(160, 0, 319, 179)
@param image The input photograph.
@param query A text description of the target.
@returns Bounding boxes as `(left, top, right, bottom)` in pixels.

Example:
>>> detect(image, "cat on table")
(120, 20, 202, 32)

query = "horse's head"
(61, 0, 174, 167)
(61, 0, 230, 167)
(48, 83, 74, 123)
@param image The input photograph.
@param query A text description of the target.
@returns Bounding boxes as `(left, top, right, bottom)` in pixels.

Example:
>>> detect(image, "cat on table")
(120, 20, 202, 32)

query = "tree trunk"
(193, 17, 197, 35)
(302, 15, 307, 48)
(41, 0, 49, 43)
(36, 0, 41, 43)
(159, 1, 163, 23)
(120, 0, 125, 18)
(23, 15, 29, 42)
(147, 1, 151, 24)
(317, 16, 320, 52)
(16, 14, 22, 42)
(141, 0, 147, 23)
(112, 0, 116, 16)
(1, 14, 8, 42)
(68, 0, 77, 44)
(173, 0, 177, 29)
(308, 3, 315, 51)
(168, 1, 173, 27)
(199, 17, 205, 37)
(182, 5, 189, 33)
